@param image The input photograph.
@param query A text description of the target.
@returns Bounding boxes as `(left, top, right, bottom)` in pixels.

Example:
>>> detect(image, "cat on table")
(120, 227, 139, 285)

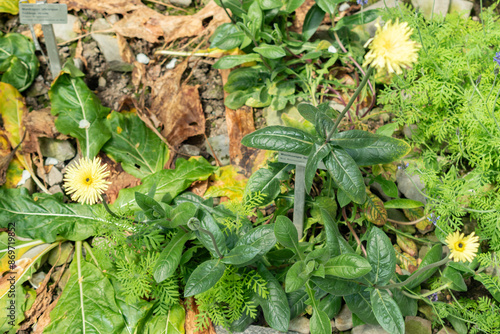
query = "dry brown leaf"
(75, 39, 88, 68)
(149, 60, 205, 148)
(184, 297, 216, 334)
(23, 108, 68, 140)
(21, 24, 43, 39)
(113, 1, 229, 44)
(117, 34, 134, 64)
(100, 154, 141, 204)
(190, 179, 209, 197)
(48, 0, 144, 14)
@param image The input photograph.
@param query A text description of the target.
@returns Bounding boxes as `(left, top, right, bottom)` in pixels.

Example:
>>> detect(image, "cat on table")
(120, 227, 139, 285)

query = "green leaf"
(112, 158, 216, 210)
(344, 136, 411, 166)
(314, 112, 335, 140)
(323, 146, 366, 204)
(406, 245, 442, 289)
(305, 144, 329, 192)
(285, 0, 306, 13)
(184, 259, 226, 297)
(373, 175, 398, 198)
(288, 288, 310, 319)
(274, 215, 300, 251)
(310, 309, 331, 334)
(315, 0, 344, 14)
(222, 245, 261, 265)
(302, 5, 325, 41)
(384, 199, 424, 209)
(333, 9, 380, 31)
(50, 69, 111, 158)
(153, 231, 192, 283)
(244, 163, 293, 206)
(475, 273, 500, 303)
(285, 260, 309, 293)
(0, 33, 38, 91)
(0, 0, 18, 14)
(102, 112, 169, 179)
(45, 260, 126, 333)
(297, 103, 318, 123)
(257, 264, 291, 332)
(242, 126, 315, 155)
(329, 130, 379, 149)
(321, 208, 354, 256)
(365, 227, 396, 285)
(370, 289, 405, 334)
(165, 202, 198, 228)
(248, 1, 263, 32)
(442, 267, 467, 291)
(324, 253, 371, 279)
(254, 44, 286, 59)
(141, 303, 185, 334)
(344, 291, 378, 325)
(376, 123, 399, 137)
(391, 288, 417, 317)
(236, 224, 277, 256)
(213, 54, 261, 69)
(135, 192, 166, 220)
(311, 276, 362, 296)
(259, 0, 282, 9)
(0, 188, 98, 242)
(193, 209, 228, 258)
(224, 67, 268, 93)
(336, 188, 351, 208)
(210, 23, 244, 50)
(362, 191, 387, 226)
(319, 294, 342, 319)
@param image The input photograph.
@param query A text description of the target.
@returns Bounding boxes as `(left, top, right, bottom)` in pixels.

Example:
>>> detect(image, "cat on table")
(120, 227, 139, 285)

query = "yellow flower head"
(363, 19, 420, 75)
(445, 231, 480, 263)
(63, 157, 110, 205)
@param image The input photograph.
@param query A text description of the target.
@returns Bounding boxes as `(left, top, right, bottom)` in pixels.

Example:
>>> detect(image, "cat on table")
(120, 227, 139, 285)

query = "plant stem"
(384, 223, 440, 244)
(325, 66, 374, 142)
(198, 227, 224, 259)
(342, 207, 367, 257)
(83, 241, 99, 269)
(76, 240, 86, 334)
(387, 215, 429, 226)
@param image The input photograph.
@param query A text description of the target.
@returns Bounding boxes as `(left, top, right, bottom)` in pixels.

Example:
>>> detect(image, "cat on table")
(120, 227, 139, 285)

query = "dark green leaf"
(315, 0, 343, 14)
(305, 144, 329, 192)
(288, 288, 309, 319)
(314, 112, 335, 140)
(135, 192, 166, 220)
(384, 199, 424, 209)
(285, 260, 309, 293)
(391, 288, 417, 317)
(236, 224, 277, 256)
(153, 231, 191, 283)
(324, 253, 371, 279)
(242, 126, 315, 155)
(210, 23, 244, 50)
(0, 33, 38, 91)
(213, 54, 261, 69)
(224, 67, 268, 93)
(166, 202, 198, 228)
(259, 0, 282, 10)
(443, 267, 467, 291)
(222, 245, 260, 265)
(274, 216, 300, 252)
(286, 0, 306, 13)
(312, 276, 362, 296)
(371, 289, 405, 334)
(310, 309, 331, 334)
(321, 208, 354, 256)
(225, 89, 254, 109)
(244, 163, 293, 206)
(319, 294, 342, 319)
(406, 245, 442, 289)
(297, 103, 318, 123)
(323, 147, 366, 204)
(344, 136, 411, 166)
(333, 9, 380, 31)
(302, 5, 325, 41)
(344, 291, 378, 325)
(194, 209, 228, 258)
(373, 176, 398, 198)
(329, 130, 379, 149)
(365, 227, 396, 285)
(184, 259, 226, 297)
(336, 188, 351, 208)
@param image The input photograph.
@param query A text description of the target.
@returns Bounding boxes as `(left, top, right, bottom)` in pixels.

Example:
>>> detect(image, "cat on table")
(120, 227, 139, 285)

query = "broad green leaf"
(442, 267, 467, 291)
(314, 112, 335, 140)
(376, 122, 399, 137)
(321, 208, 354, 256)
(225, 89, 254, 109)
(333, 9, 380, 30)
(247, 1, 263, 32)
(274, 216, 300, 252)
(344, 136, 411, 166)
(475, 273, 500, 303)
(373, 175, 398, 198)
(362, 191, 387, 226)
(329, 130, 379, 149)
(135, 192, 166, 220)
(259, 0, 282, 9)
(254, 44, 286, 59)
(0, 188, 99, 242)
(344, 291, 378, 325)
(0, 82, 28, 157)
(213, 54, 261, 69)
(141, 303, 185, 334)
(285, 261, 309, 293)
(257, 264, 291, 332)
(297, 103, 318, 123)
(319, 294, 342, 319)
(244, 163, 293, 206)
(384, 199, 424, 209)
(0, 0, 18, 14)
(45, 260, 126, 333)
(336, 188, 351, 208)
(311, 276, 362, 296)
(302, 5, 325, 41)
(323, 146, 366, 204)
(103, 112, 169, 179)
(0, 34, 38, 91)
(315, 0, 343, 14)
(224, 67, 269, 93)
(305, 144, 329, 192)
(112, 158, 216, 210)
(370, 289, 405, 334)
(221, 245, 260, 265)
(236, 224, 276, 256)
(193, 209, 228, 258)
(153, 231, 192, 283)
(241, 126, 315, 155)
(184, 259, 226, 297)
(406, 244, 442, 289)
(324, 253, 371, 279)
(288, 288, 309, 319)
(210, 23, 244, 50)
(365, 227, 396, 285)
(0, 284, 32, 332)
(391, 288, 417, 317)
(50, 68, 111, 158)
(164, 202, 197, 228)
(285, 0, 306, 13)
(310, 309, 331, 334)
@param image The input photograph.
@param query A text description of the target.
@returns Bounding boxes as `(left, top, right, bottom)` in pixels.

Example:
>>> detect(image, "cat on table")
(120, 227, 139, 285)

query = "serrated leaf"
(153, 231, 191, 283)
(384, 199, 424, 209)
(363, 190, 387, 226)
(242, 126, 315, 155)
(0, 33, 38, 91)
(324, 253, 372, 279)
(102, 112, 169, 179)
(365, 227, 396, 285)
(371, 289, 405, 334)
(50, 68, 111, 158)
(184, 259, 226, 297)
(344, 136, 411, 166)
(323, 146, 366, 204)
(257, 264, 290, 332)
(475, 273, 500, 303)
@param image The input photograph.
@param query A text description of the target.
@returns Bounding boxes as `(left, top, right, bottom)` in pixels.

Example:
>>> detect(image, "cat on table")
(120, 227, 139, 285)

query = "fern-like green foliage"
(437, 297, 500, 333)
(195, 266, 268, 331)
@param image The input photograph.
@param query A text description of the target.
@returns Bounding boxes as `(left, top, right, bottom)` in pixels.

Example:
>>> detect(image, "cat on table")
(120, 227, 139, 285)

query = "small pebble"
(45, 157, 60, 166)
(136, 53, 150, 64)
(339, 2, 350, 11)
(17, 170, 31, 186)
(328, 45, 338, 53)
(166, 58, 178, 69)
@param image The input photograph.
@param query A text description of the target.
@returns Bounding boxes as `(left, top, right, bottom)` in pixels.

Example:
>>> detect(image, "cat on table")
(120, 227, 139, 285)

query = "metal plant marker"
(19, 0, 68, 77)
(278, 152, 326, 239)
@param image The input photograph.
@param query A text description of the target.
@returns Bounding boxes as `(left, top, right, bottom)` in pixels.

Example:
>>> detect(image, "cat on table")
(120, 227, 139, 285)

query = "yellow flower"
(363, 19, 420, 75)
(445, 231, 480, 263)
(63, 157, 110, 205)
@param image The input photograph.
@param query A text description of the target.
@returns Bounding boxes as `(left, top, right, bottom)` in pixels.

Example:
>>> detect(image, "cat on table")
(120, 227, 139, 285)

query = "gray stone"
(47, 166, 63, 186)
(39, 138, 76, 162)
(48, 185, 63, 195)
(170, 0, 192, 7)
(45, 157, 59, 166)
(215, 325, 301, 334)
(53, 14, 81, 43)
(288, 316, 309, 334)
(449, 0, 473, 18)
(98, 77, 107, 88)
(179, 144, 201, 156)
(29, 271, 47, 289)
(396, 169, 427, 204)
(206, 135, 230, 166)
(48, 242, 74, 267)
(361, 0, 399, 36)
(136, 53, 150, 64)
(73, 58, 84, 71)
(437, 327, 458, 334)
(334, 305, 353, 331)
(91, 19, 128, 71)
(405, 316, 431, 334)
(412, 0, 451, 19)
(62, 156, 80, 174)
(352, 324, 389, 334)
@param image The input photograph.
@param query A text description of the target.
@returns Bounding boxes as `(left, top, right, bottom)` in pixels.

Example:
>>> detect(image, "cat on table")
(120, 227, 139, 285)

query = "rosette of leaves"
(0, 33, 39, 92)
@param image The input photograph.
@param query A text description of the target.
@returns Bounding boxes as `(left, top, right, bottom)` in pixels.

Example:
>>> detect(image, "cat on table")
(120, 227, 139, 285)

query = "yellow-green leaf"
(205, 165, 247, 200)
(363, 190, 387, 226)
(0, 83, 26, 147)
(396, 234, 418, 257)
(0, 0, 18, 14)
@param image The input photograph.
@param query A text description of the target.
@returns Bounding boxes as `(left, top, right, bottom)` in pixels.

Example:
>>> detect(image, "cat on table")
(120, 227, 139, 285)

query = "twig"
(57, 29, 114, 46)
(204, 133, 222, 167)
(387, 215, 428, 226)
(342, 207, 367, 257)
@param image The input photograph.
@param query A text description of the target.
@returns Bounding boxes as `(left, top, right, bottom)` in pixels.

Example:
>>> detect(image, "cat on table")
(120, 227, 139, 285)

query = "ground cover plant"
(1, 0, 500, 333)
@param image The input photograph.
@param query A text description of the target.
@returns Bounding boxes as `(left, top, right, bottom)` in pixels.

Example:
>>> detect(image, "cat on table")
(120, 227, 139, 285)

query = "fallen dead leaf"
(117, 34, 134, 64)
(48, 0, 144, 14)
(100, 153, 141, 204)
(184, 297, 216, 334)
(75, 39, 88, 68)
(21, 24, 43, 39)
(113, 1, 229, 44)
(190, 179, 209, 197)
(23, 108, 68, 140)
